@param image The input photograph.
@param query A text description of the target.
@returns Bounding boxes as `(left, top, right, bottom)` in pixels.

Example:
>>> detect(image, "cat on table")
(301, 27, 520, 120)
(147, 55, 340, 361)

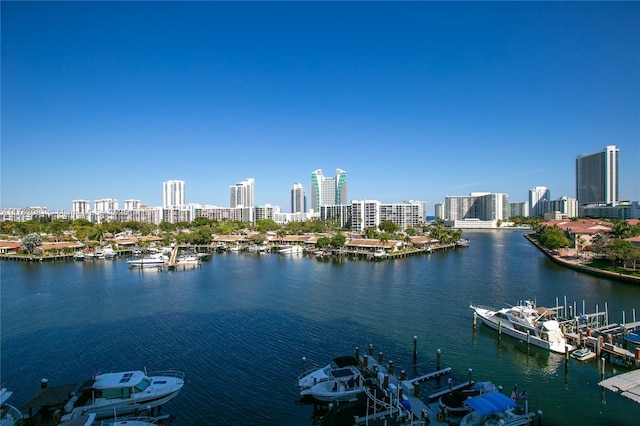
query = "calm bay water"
(1, 230, 639, 425)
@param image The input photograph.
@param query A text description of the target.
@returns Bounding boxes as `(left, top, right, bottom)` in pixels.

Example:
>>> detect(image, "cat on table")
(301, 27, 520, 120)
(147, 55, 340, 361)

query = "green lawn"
(583, 258, 640, 278)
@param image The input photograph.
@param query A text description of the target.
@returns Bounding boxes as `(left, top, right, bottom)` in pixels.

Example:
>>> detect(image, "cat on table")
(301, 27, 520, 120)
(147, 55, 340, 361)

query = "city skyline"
(2, 2, 638, 215)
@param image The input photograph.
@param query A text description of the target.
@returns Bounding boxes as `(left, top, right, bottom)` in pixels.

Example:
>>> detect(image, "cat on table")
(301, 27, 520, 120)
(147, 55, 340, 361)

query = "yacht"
(298, 355, 360, 390)
(470, 300, 574, 354)
(60, 370, 184, 422)
(299, 365, 365, 402)
(278, 245, 303, 255)
(126, 253, 168, 267)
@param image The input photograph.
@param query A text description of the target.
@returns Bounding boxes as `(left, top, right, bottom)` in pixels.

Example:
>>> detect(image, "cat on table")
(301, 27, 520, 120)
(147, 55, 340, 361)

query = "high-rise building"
(290, 183, 306, 213)
(528, 186, 550, 218)
(443, 192, 509, 223)
(229, 178, 255, 208)
(310, 168, 348, 211)
(576, 145, 619, 206)
(163, 180, 185, 208)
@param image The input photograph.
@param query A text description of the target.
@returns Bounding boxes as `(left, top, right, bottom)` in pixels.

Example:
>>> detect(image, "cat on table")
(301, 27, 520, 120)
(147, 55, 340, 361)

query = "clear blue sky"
(2, 1, 639, 215)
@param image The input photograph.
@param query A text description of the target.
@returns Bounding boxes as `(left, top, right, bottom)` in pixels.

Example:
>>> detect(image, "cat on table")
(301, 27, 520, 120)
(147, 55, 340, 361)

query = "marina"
(1, 230, 639, 424)
(300, 343, 541, 425)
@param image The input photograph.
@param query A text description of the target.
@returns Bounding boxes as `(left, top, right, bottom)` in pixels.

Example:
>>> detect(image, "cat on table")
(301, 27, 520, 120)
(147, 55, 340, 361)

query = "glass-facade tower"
(576, 145, 619, 206)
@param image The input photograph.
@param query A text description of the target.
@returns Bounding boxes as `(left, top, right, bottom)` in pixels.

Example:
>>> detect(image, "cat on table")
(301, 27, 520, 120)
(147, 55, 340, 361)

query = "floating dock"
(316, 343, 542, 426)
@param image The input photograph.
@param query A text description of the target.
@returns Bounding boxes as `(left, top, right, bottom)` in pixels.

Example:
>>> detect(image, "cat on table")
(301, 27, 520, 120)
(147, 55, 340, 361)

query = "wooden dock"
(350, 344, 541, 425)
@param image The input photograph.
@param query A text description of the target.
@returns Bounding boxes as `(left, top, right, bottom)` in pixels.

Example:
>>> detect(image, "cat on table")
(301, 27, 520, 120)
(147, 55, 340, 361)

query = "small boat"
(126, 253, 168, 267)
(298, 355, 360, 390)
(456, 238, 470, 247)
(102, 246, 116, 259)
(299, 366, 366, 402)
(571, 347, 596, 361)
(461, 391, 535, 426)
(0, 388, 24, 426)
(373, 249, 386, 259)
(624, 330, 640, 347)
(439, 381, 498, 416)
(64, 412, 170, 426)
(279, 245, 303, 255)
(470, 300, 574, 354)
(74, 252, 86, 261)
(60, 370, 185, 422)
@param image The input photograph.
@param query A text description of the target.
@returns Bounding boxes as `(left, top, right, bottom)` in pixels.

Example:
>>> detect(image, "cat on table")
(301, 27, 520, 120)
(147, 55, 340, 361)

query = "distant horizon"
(2, 2, 638, 214)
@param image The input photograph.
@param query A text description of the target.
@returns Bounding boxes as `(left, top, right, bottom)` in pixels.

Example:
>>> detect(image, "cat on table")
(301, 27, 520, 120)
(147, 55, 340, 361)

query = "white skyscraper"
(528, 186, 550, 218)
(290, 183, 306, 213)
(576, 145, 619, 206)
(310, 168, 348, 211)
(163, 180, 185, 208)
(229, 178, 255, 208)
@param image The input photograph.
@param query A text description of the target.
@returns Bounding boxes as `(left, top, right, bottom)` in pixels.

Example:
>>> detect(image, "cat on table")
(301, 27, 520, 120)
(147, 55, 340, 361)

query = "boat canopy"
(464, 392, 517, 416)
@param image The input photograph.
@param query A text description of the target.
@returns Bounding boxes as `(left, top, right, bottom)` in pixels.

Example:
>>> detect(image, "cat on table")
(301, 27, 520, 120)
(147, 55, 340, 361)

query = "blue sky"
(2, 1, 639, 215)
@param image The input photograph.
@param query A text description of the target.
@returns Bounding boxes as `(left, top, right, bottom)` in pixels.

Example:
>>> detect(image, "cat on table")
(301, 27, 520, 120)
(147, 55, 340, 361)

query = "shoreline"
(523, 233, 640, 284)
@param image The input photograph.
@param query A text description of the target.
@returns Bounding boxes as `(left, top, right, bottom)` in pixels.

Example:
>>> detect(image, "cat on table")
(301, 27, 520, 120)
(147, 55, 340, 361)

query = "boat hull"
(472, 306, 569, 354)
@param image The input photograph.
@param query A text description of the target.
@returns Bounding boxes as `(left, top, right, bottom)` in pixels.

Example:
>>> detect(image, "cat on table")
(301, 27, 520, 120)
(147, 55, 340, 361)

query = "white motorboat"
(299, 366, 366, 402)
(470, 300, 574, 354)
(63, 412, 170, 426)
(60, 370, 185, 422)
(74, 252, 86, 261)
(102, 246, 116, 259)
(298, 355, 360, 390)
(279, 245, 303, 255)
(126, 253, 168, 267)
(0, 388, 24, 426)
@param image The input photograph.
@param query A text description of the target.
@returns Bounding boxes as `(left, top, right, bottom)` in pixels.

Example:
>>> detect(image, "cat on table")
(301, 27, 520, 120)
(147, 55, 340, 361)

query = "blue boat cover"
(464, 392, 517, 416)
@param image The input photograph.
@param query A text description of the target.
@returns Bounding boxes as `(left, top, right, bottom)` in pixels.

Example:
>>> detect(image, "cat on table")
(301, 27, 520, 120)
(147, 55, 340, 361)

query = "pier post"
(498, 321, 502, 335)
(378, 352, 384, 364)
(436, 349, 442, 370)
(388, 360, 394, 374)
(600, 357, 606, 379)
(354, 347, 360, 361)
(527, 330, 530, 346)
(597, 336, 603, 356)
(413, 381, 420, 397)
(413, 335, 418, 363)
(363, 355, 368, 368)
(400, 370, 406, 381)
(564, 345, 569, 365)
(369, 344, 374, 356)
(635, 348, 640, 367)
(302, 357, 306, 374)
(468, 368, 473, 384)
(473, 312, 477, 328)
(383, 375, 389, 388)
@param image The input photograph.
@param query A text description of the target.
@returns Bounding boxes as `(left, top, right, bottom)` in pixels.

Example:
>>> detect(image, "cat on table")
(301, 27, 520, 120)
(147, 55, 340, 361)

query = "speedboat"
(460, 391, 535, 426)
(60, 370, 185, 422)
(571, 347, 596, 361)
(279, 245, 303, 255)
(74, 252, 86, 261)
(0, 388, 24, 426)
(470, 300, 574, 354)
(298, 355, 360, 390)
(126, 253, 168, 267)
(299, 366, 365, 402)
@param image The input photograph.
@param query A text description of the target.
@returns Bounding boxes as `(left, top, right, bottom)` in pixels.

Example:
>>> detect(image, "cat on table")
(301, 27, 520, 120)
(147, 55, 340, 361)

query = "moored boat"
(470, 300, 574, 354)
(60, 370, 184, 422)
(0, 388, 24, 426)
(460, 391, 535, 426)
(299, 366, 365, 402)
(624, 330, 640, 347)
(126, 253, 168, 267)
(571, 347, 596, 361)
(298, 355, 360, 390)
(279, 245, 303, 255)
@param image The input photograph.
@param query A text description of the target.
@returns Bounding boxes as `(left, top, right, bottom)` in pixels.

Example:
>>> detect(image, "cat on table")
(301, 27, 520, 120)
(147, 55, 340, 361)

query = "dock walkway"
(352, 345, 540, 425)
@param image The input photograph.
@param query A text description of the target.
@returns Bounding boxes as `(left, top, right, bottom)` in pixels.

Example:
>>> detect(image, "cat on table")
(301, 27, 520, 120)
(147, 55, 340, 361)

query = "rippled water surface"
(2, 230, 639, 425)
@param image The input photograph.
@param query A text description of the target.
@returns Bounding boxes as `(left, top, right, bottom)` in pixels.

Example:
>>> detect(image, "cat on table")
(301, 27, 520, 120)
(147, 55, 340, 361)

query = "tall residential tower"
(290, 183, 306, 213)
(163, 180, 185, 208)
(576, 145, 619, 206)
(310, 169, 348, 212)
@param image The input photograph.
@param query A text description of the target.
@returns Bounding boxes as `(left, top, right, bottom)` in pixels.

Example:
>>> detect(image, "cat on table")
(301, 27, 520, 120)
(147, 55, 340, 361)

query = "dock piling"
(436, 349, 442, 370)
(413, 336, 417, 363)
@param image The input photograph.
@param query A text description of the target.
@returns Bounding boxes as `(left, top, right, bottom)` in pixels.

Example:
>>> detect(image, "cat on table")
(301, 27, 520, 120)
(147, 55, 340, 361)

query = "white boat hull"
(472, 306, 571, 354)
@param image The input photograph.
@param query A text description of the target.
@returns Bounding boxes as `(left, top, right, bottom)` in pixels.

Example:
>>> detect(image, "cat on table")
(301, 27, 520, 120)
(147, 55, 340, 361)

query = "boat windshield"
(134, 377, 152, 392)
